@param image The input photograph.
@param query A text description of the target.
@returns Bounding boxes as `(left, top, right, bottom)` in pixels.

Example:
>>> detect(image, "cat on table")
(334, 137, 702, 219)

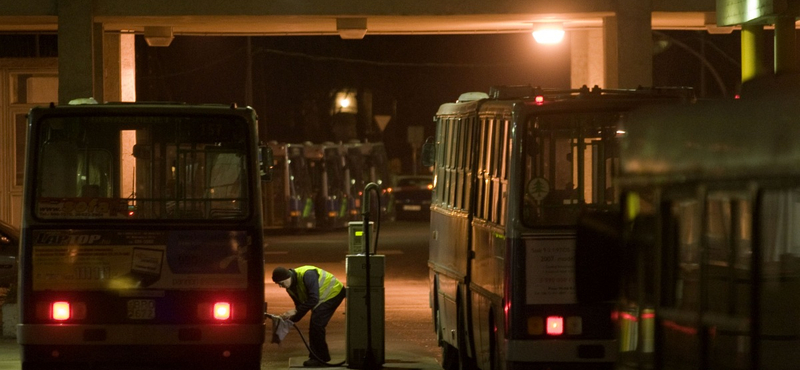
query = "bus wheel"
(489, 311, 498, 370)
(441, 342, 460, 370)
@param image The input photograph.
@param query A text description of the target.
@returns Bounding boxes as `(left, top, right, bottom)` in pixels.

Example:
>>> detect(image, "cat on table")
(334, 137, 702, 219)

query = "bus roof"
(621, 88, 800, 181)
(30, 101, 257, 120)
(435, 86, 694, 117)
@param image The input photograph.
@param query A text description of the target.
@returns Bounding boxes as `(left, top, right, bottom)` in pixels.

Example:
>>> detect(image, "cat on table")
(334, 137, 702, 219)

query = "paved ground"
(0, 336, 443, 370)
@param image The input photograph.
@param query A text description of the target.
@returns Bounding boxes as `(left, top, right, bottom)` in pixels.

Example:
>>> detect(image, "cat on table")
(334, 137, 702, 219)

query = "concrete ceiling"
(0, 12, 726, 36)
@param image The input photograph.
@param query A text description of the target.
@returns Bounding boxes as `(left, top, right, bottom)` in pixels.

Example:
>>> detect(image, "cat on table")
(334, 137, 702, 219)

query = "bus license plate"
(127, 299, 155, 319)
(403, 205, 422, 211)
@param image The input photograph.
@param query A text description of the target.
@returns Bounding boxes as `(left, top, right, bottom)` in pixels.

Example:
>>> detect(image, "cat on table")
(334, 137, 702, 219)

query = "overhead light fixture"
(144, 26, 174, 47)
(337, 18, 367, 40)
(532, 22, 565, 44)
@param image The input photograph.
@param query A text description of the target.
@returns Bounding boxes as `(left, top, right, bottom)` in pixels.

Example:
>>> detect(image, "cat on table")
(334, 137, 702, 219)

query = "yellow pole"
(741, 24, 767, 82)
(774, 16, 797, 75)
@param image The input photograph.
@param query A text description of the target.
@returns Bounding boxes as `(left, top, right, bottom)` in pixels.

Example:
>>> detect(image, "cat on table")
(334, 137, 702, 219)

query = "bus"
(262, 141, 315, 231)
(425, 85, 694, 370)
(304, 142, 350, 229)
(18, 101, 271, 370)
(345, 141, 395, 223)
(576, 76, 800, 370)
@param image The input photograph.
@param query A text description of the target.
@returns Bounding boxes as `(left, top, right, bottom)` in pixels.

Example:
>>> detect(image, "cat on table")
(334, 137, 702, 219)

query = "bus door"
(286, 144, 315, 229)
(263, 142, 288, 228)
(346, 144, 368, 220)
(322, 144, 348, 228)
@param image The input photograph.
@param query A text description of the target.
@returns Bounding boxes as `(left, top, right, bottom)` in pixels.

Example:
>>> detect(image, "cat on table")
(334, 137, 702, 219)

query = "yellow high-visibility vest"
(289, 265, 343, 307)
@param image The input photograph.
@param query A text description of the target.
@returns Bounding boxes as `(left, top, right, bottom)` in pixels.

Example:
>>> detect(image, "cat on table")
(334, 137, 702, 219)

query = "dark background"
(0, 30, 764, 174)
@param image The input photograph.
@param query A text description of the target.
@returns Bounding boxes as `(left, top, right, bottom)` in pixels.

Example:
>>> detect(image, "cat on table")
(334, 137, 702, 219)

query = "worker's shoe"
(303, 358, 326, 367)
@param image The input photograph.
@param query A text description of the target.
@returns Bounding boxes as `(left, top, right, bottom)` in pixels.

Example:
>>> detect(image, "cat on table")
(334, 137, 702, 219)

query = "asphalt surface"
(0, 333, 443, 370)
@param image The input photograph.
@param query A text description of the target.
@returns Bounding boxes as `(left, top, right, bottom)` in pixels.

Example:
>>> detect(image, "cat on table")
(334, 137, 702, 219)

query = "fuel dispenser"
(345, 183, 385, 369)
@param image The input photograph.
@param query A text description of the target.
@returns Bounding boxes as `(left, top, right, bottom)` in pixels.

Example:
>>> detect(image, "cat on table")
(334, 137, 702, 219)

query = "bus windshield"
(522, 111, 620, 227)
(34, 114, 250, 220)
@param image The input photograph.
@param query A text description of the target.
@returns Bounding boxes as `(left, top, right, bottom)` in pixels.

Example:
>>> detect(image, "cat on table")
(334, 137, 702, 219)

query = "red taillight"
(546, 316, 563, 335)
(52, 301, 71, 321)
(534, 95, 545, 105)
(213, 302, 231, 320)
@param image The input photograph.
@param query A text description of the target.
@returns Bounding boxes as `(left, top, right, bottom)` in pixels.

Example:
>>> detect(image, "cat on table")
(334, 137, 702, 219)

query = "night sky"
(131, 31, 748, 174)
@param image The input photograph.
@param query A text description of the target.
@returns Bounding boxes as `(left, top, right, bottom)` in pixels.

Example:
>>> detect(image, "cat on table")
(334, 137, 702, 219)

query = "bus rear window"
(34, 115, 251, 220)
(522, 112, 620, 227)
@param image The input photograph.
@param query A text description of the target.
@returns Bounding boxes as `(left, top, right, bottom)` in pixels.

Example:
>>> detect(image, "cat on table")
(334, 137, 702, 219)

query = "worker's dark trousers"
(309, 288, 346, 362)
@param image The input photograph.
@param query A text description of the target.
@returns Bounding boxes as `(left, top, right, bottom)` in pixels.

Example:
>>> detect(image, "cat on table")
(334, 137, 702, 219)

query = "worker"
(272, 265, 346, 367)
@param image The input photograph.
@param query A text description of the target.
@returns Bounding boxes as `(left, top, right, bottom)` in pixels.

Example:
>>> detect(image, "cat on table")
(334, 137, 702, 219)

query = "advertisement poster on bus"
(526, 238, 577, 304)
(31, 230, 250, 291)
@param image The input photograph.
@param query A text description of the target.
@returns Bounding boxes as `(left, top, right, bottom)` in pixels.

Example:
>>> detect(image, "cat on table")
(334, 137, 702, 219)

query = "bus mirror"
(575, 210, 622, 303)
(421, 136, 435, 167)
(260, 146, 274, 182)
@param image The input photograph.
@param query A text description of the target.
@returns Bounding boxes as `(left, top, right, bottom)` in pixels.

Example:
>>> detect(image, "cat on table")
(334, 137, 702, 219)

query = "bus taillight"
(213, 302, 231, 320)
(546, 316, 564, 335)
(52, 302, 71, 321)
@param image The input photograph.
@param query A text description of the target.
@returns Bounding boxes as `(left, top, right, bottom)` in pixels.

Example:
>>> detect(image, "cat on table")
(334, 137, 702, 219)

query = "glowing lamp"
(532, 23, 565, 44)
(214, 302, 231, 320)
(546, 316, 564, 335)
(52, 302, 71, 321)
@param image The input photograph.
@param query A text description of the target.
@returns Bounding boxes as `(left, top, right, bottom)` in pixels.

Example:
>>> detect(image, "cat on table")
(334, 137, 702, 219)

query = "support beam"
(603, 16, 619, 88)
(612, 0, 653, 88)
(774, 16, 797, 76)
(104, 32, 137, 102)
(741, 23, 768, 82)
(93, 22, 105, 102)
(570, 28, 605, 89)
(57, 0, 95, 104)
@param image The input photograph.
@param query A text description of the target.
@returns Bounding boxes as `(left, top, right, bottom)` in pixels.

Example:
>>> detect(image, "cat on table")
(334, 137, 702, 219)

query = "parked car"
(0, 221, 18, 288)
(392, 175, 433, 221)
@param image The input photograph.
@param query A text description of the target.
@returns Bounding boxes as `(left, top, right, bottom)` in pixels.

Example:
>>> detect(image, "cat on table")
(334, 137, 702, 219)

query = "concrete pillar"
(101, 32, 136, 103)
(104, 32, 122, 103)
(57, 0, 95, 104)
(612, 0, 653, 88)
(570, 28, 605, 89)
(603, 17, 619, 89)
(774, 16, 797, 75)
(741, 24, 769, 82)
(120, 34, 137, 102)
(93, 22, 105, 102)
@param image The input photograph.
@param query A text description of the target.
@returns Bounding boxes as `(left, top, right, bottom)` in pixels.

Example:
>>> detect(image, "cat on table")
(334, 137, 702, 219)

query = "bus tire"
(441, 342, 460, 370)
(489, 310, 499, 370)
(457, 295, 477, 370)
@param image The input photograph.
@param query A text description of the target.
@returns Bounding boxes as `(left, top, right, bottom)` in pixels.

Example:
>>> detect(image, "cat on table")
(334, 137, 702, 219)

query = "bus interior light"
(546, 316, 564, 335)
(213, 302, 231, 320)
(52, 301, 71, 321)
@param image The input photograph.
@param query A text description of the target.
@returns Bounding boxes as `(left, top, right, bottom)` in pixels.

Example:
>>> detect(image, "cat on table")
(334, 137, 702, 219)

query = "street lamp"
(333, 90, 358, 114)
(532, 23, 565, 44)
